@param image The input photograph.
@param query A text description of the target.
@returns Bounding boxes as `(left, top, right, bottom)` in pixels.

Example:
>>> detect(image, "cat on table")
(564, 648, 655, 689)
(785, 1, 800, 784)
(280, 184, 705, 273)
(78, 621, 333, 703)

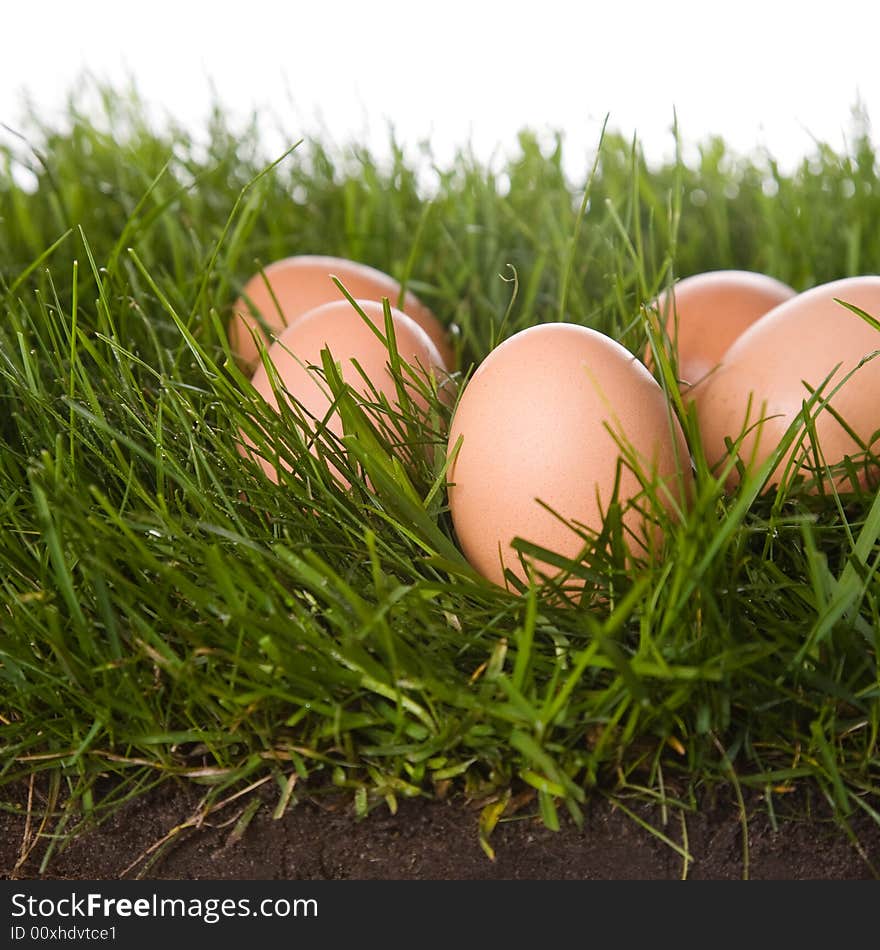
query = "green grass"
(2, 85, 879, 872)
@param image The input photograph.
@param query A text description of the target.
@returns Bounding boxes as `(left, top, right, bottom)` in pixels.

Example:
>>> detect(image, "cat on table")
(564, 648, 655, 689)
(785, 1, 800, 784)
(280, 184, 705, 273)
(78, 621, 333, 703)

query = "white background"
(1, 1, 878, 178)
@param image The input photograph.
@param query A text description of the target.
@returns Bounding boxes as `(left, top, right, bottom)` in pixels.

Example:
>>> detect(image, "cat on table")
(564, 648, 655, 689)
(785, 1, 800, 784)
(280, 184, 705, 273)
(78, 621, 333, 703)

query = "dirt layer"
(2, 780, 879, 880)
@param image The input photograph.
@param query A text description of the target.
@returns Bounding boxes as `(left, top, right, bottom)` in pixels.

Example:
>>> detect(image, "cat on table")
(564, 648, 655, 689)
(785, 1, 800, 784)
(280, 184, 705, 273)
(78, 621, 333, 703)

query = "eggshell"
(692, 275, 880, 491)
(648, 270, 796, 388)
(447, 324, 692, 588)
(229, 254, 453, 372)
(243, 298, 449, 485)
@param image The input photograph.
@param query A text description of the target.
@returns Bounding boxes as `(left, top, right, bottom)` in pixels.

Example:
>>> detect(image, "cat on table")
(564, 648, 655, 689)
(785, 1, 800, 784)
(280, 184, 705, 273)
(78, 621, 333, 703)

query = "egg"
(229, 254, 453, 372)
(447, 324, 692, 588)
(692, 275, 880, 491)
(648, 270, 795, 389)
(243, 298, 449, 486)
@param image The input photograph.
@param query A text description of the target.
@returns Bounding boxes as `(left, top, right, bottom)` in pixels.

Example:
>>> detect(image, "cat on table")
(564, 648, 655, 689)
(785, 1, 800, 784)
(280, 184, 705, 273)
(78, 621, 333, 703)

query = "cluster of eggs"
(231, 256, 453, 487)
(671, 273, 880, 492)
(229, 258, 880, 590)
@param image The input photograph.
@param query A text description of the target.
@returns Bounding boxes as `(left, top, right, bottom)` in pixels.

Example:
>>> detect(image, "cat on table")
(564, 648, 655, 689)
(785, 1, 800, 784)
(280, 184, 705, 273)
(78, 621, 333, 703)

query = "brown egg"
(648, 270, 796, 389)
(229, 254, 453, 372)
(447, 324, 692, 588)
(243, 298, 449, 486)
(692, 275, 880, 491)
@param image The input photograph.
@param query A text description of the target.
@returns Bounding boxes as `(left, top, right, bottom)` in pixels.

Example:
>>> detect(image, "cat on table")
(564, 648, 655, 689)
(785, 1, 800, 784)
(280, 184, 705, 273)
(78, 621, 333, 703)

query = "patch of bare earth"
(2, 780, 878, 880)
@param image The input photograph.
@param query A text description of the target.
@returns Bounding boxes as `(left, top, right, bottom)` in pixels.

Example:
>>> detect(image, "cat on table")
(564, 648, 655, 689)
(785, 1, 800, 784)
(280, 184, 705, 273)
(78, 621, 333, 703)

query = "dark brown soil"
(2, 780, 879, 880)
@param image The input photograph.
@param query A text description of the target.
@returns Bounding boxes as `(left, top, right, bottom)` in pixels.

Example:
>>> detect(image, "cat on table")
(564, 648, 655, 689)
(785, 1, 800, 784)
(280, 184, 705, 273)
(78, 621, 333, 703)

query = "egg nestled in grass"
(242, 298, 450, 487)
(447, 323, 692, 588)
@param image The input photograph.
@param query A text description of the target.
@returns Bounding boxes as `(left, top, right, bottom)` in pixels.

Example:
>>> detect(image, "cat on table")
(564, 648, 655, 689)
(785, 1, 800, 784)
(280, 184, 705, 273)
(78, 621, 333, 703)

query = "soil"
(2, 779, 879, 880)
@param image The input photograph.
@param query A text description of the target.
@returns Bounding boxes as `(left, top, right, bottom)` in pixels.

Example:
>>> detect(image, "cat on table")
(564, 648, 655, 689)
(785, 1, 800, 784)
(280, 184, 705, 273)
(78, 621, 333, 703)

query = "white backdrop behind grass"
(1, 0, 878, 180)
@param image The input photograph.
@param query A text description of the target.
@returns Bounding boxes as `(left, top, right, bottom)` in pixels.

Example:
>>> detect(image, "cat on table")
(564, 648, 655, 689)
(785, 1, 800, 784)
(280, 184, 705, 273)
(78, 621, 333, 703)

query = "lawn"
(1, 87, 879, 874)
